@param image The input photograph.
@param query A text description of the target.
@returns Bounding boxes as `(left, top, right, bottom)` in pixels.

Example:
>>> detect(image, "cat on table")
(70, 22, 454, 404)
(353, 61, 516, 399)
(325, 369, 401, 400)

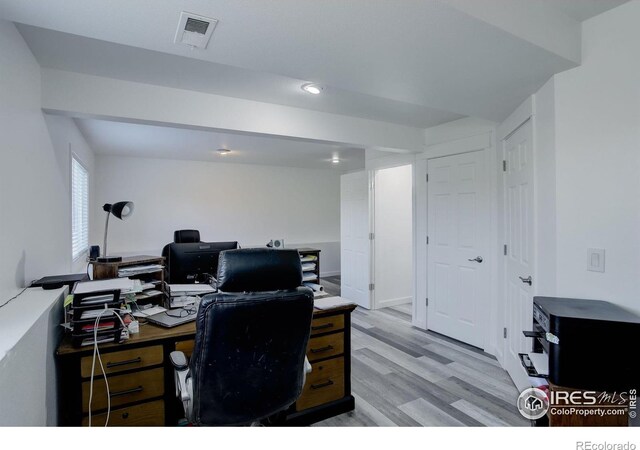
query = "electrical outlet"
(587, 248, 605, 273)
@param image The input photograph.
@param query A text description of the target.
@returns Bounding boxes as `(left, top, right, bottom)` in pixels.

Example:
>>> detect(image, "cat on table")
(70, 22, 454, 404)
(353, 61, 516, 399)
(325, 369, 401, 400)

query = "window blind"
(71, 156, 89, 261)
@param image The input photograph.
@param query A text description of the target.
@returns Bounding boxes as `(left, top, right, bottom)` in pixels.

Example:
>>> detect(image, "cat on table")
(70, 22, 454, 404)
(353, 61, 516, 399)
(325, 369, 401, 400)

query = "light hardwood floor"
(314, 276, 529, 427)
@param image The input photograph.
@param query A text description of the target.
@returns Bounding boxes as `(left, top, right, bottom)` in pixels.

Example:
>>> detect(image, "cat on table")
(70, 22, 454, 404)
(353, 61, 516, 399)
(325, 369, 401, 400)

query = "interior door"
(427, 150, 490, 349)
(340, 171, 370, 308)
(503, 119, 535, 392)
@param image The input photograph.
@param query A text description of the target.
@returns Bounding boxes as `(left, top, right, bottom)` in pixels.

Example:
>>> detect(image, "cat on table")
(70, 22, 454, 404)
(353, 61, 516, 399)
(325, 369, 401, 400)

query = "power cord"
(88, 306, 128, 427)
(0, 286, 30, 309)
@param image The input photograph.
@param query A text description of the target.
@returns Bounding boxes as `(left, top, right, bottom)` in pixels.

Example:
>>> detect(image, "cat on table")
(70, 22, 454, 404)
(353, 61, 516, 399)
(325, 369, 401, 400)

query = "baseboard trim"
(320, 271, 341, 278)
(376, 296, 412, 309)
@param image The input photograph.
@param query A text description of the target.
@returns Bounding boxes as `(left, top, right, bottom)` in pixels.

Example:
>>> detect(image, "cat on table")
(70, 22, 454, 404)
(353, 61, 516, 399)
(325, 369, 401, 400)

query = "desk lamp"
(98, 201, 134, 263)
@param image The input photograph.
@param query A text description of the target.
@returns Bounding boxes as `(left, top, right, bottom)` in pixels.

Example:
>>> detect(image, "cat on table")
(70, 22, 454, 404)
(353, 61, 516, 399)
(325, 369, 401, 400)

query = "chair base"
(283, 395, 355, 426)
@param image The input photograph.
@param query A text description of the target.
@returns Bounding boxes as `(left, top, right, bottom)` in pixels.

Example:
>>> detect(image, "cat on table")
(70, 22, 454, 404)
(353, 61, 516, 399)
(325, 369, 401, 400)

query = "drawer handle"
(109, 386, 143, 398)
(311, 323, 334, 331)
(310, 345, 334, 354)
(106, 357, 142, 369)
(121, 412, 129, 419)
(310, 380, 334, 390)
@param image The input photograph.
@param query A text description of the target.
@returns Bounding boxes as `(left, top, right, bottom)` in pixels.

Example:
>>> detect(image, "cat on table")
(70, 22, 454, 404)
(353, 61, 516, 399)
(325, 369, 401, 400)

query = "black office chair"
(170, 248, 314, 426)
(173, 229, 201, 243)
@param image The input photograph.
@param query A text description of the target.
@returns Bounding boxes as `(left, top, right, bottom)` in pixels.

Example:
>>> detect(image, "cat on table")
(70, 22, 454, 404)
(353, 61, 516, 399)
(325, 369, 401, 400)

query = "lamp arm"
(103, 211, 111, 258)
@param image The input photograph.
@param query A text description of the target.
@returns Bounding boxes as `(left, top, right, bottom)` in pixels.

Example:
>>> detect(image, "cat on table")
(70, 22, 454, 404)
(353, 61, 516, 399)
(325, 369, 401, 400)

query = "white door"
(341, 171, 371, 308)
(502, 119, 535, 391)
(427, 150, 490, 349)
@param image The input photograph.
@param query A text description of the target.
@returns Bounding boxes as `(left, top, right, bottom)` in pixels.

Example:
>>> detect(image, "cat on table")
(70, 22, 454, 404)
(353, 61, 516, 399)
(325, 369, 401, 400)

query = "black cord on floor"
(0, 286, 29, 309)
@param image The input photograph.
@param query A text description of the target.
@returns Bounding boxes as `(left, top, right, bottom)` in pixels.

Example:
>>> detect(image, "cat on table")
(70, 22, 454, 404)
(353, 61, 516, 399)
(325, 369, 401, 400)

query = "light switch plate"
(587, 248, 605, 273)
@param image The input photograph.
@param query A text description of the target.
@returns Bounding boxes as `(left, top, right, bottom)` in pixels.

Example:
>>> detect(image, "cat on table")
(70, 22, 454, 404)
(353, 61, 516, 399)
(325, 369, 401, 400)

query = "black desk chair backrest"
(188, 248, 314, 425)
(174, 229, 200, 243)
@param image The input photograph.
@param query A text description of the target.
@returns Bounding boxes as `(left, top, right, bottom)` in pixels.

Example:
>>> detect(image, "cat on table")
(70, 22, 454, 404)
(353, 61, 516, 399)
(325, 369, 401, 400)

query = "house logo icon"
(517, 387, 549, 420)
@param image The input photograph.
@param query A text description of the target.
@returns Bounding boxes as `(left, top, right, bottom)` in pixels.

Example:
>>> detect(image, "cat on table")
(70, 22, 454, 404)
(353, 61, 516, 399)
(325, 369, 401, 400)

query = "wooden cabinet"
(91, 255, 166, 305)
(57, 304, 355, 426)
(285, 306, 355, 425)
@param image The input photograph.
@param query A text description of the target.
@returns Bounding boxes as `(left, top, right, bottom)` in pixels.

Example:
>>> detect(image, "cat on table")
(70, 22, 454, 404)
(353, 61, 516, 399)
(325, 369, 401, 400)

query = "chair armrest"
(170, 351, 189, 370)
(170, 351, 193, 420)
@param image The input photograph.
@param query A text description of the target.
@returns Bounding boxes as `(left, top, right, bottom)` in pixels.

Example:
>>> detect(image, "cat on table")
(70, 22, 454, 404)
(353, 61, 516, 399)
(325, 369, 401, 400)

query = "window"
(71, 156, 89, 261)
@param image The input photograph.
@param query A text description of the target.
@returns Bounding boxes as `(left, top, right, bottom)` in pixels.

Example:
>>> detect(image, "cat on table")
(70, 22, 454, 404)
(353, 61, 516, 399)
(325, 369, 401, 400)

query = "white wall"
(374, 165, 413, 308)
(0, 20, 91, 426)
(552, 1, 640, 314)
(533, 77, 558, 296)
(92, 155, 341, 275)
(0, 20, 95, 298)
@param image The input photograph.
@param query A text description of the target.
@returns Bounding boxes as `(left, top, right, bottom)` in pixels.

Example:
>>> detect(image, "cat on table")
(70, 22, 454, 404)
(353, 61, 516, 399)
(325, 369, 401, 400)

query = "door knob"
(519, 276, 532, 286)
(468, 256, 483, 263)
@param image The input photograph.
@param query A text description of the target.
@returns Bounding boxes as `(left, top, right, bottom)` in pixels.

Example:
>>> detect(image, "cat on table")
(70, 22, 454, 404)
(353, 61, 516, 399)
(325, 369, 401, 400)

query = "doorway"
(426, 150, 491, 349)
(372, 164, 413, 311)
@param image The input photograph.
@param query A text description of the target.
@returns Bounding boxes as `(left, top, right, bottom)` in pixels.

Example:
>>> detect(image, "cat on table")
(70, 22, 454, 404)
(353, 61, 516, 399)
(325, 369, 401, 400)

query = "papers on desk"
(132, 305, 167, 318)
(118, 264, 164, 278)
(167, 284, 216, 296)
(314, 296, 356, 310)
(74, 278, 138, 295)
(300, 255, 318, 262)
(301, 262, 317, 271)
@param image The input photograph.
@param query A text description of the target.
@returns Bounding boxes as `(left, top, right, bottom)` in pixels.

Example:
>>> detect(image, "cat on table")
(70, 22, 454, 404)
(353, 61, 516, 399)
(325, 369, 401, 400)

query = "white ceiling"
(0, 0, 599, 123)
(16, 25, 463, 129)
(1, 0, 630, 169)
(74, 118, 365, 172)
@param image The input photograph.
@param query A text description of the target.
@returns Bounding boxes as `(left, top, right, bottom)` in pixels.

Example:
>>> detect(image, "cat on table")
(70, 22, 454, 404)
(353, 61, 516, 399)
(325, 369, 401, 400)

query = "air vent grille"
(174, 12, 218, 49)
(184, 17, 210, 35)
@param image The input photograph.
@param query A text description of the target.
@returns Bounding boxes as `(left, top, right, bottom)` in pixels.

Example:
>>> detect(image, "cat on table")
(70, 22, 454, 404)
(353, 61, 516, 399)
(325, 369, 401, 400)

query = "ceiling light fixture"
(217, 148, 231, 155)
(331, 156, 340, 164)
(301, 83, 323, 95)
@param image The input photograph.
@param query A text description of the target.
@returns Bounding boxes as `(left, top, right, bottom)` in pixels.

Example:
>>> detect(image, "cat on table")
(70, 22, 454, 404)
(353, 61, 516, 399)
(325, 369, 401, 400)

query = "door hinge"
(502, 160, 507, 172)
(503, 244, 507, 256)
(369, 283, 375, 291)
(369, 232, 375, 240)
(426, 173, 429, 182)
(503, 327, 508, 339)
(426, 236, 429, 245)
(426, 298, 429, 306)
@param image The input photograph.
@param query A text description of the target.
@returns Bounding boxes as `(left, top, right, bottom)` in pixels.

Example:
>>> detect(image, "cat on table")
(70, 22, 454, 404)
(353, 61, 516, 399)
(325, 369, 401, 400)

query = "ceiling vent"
(174, 12, 218, 49)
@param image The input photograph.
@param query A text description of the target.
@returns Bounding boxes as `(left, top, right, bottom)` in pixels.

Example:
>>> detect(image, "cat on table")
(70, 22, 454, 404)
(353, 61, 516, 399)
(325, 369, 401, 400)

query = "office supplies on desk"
(132, 305, 167, 318)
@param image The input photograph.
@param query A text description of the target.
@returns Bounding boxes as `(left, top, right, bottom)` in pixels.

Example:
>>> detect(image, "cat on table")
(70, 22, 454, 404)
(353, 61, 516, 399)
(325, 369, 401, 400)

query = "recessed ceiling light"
(331, 156, 340, 164)
(217, 148, 231, 155)
(301, 83, 323, 95)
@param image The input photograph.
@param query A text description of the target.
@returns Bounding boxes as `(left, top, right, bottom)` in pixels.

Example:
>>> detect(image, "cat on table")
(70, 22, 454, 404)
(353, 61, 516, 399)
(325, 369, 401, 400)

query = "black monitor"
(165, 241, 238, 283)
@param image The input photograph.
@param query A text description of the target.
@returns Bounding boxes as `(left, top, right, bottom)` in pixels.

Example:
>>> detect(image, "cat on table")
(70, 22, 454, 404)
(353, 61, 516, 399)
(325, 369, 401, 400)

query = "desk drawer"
(80, 345, 163, 378)
(307, 332, 344, 362)
(82, 367, 164, 413)
(82, 400, 165, 427)
(310, 314, 344, 336)
(175, 339, 195, 358)
(296, 357, 344, 411)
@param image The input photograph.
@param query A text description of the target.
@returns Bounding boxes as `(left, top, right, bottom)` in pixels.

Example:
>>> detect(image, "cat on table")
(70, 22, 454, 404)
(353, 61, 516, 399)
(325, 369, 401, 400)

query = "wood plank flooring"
(314, 276, 528, 427)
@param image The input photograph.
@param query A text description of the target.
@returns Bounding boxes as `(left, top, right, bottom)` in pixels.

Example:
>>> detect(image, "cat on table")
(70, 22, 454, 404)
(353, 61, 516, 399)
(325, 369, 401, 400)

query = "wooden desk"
(57, 304, 356, 426)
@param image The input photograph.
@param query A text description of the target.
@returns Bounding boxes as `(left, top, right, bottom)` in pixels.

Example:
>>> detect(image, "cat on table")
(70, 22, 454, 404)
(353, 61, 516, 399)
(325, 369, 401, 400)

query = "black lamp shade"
(103, 201, 134, 220)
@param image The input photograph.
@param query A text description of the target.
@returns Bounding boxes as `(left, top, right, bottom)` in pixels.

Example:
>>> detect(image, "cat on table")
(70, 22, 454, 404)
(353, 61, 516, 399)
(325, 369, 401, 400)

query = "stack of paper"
(314, 296, 356, 310)
(74, 278, 138, 295)
(118, 264, 164, 277)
